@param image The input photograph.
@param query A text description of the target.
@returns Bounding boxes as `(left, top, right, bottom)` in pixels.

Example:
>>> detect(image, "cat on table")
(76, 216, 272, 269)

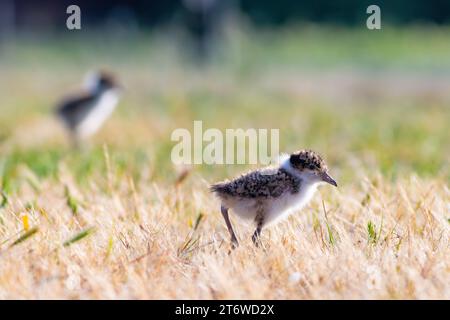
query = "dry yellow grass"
(0, 162, 448, 299)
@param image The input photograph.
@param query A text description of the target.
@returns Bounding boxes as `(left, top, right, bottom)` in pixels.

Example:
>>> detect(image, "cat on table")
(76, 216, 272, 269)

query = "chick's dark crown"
(289, 150, 327, 172)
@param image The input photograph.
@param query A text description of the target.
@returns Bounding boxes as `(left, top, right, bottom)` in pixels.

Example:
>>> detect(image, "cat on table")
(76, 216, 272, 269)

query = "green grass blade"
(325, 221, 336, 246)
(0, 190, 7, 209)
(64, 185, 79, 215)
(63, 227, 96, 247)
(193, 213, 204, 231)
(368, 221, 377, 244)
(10, 227, 39, 247)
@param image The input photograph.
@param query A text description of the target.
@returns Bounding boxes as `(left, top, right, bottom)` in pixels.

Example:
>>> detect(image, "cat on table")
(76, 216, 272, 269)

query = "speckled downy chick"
(211, 150, 337, 247)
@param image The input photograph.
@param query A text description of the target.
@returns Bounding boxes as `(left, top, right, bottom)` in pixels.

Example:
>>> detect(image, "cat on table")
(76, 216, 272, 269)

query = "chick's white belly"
(266, 185, 317, 226)
(265, 194, 306, 226)
(224, 198, 259, 221)
(227, 185, 317, 227)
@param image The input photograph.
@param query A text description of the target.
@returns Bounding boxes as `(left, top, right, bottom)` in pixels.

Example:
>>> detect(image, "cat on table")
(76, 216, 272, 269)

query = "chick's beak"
(320, 171, 337, 187)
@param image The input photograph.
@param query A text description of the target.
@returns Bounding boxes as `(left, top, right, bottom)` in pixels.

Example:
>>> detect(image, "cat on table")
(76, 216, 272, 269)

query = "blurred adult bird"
(56, 71, 122, 147)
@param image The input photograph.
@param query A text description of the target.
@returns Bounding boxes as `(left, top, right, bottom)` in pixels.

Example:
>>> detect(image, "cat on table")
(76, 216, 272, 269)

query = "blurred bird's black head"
(95, 71, 120, 92)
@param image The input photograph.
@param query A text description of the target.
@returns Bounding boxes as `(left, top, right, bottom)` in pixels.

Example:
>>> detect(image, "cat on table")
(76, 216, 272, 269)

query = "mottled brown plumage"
(211, 167, 301, 199)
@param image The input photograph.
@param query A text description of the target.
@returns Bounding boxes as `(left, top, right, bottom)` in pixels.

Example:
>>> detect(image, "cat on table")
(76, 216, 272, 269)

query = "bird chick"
(211, 149, 337, 247)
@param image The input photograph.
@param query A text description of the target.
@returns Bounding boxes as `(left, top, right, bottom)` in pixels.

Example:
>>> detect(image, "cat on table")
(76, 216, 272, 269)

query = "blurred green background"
(0, 1, 449, 193)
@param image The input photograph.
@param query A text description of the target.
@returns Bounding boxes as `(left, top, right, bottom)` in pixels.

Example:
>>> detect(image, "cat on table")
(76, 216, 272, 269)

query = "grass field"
(0, 25, 449, 299)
